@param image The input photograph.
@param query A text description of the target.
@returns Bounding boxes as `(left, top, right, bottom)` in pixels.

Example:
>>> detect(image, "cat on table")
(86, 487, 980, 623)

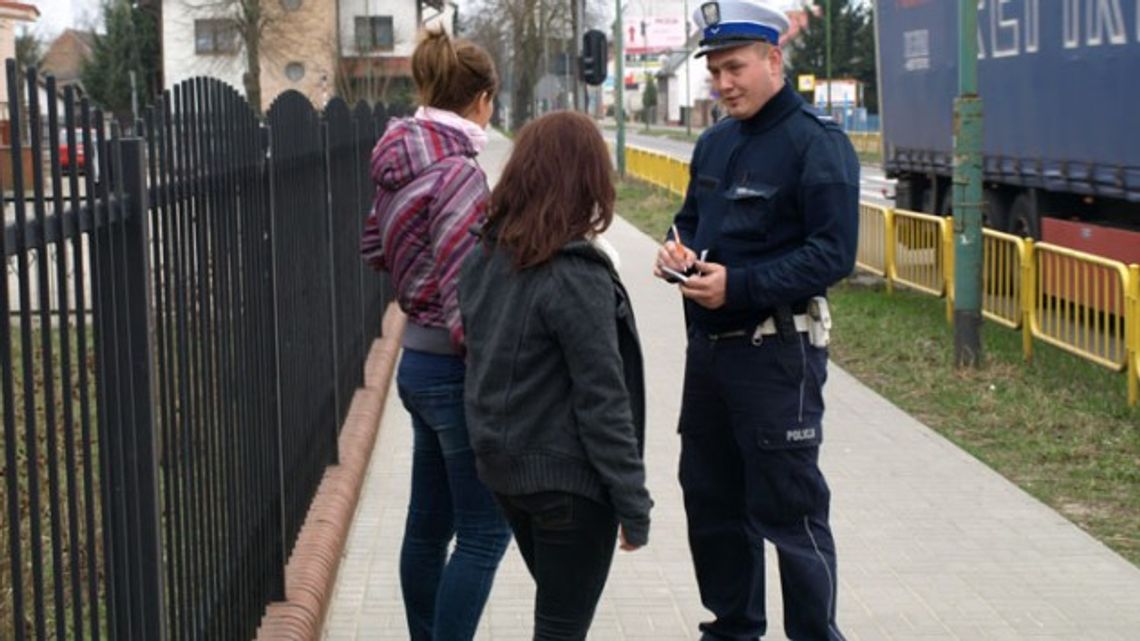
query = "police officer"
(653, 2, 858, 640)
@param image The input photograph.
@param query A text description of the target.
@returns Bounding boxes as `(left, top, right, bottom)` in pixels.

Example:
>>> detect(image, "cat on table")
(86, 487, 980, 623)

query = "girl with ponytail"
(360, 27, 509, 641)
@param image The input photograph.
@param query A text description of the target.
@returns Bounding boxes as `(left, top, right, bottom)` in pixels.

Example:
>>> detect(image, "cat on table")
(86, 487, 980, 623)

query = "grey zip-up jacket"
(458, 234, 653, 545)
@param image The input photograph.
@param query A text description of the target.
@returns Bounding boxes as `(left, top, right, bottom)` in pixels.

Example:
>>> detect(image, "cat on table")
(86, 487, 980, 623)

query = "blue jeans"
(397, 349, 512, 641)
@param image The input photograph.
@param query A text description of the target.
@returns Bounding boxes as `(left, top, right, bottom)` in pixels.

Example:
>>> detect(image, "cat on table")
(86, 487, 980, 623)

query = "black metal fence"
(2, 61, 396, 640)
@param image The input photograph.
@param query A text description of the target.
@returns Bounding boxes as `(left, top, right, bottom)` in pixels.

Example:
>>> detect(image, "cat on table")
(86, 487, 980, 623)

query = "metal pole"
(615, 0, 626, 177)
(825, 0, 832, 115)
(540, 0, 547, 116)
(685, 0, 692, 137)
(119, 136, 167, 641)
(642, 21, 649, 132)
(573, 0, 583, 111)
(129, 71, 139, 126)
(367, 0, 374, 101)
(580, 0, 588, 112)
(953, 0, 984, 367)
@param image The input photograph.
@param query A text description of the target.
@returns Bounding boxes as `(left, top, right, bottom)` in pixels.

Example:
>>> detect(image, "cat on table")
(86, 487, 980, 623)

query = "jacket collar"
(471, 222, 618, 275)
(739, 80, 801, 135)
(561, 238, 618, 274)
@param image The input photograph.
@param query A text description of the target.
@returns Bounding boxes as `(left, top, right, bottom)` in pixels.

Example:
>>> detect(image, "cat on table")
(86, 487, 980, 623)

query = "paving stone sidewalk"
(323, 129, 1140, 641)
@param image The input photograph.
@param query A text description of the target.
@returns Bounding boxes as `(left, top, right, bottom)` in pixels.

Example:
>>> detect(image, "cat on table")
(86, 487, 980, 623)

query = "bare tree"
(180, 0, 300, 113)
(15, 28, 44, 70)
(232, 0, 268, 110)
(466, 0, 606, 130)
(331, 28, 412, 108)
(459, 6, 509, 125)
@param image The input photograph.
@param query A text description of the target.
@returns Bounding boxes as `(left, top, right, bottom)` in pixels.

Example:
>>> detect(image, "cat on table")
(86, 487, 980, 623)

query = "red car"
(58, 128, 89, 173)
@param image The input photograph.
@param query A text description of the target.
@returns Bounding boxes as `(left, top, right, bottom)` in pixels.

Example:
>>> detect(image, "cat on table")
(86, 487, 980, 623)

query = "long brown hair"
(411, 28, 498, 113)
(488, 111, 615, 269)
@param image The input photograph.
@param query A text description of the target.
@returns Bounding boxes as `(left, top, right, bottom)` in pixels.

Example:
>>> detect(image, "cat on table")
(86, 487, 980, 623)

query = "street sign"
(798, 74, 816, 92)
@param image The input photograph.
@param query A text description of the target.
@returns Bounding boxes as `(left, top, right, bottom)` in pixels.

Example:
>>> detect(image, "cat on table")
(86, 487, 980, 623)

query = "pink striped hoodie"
(361, 118, 488, 352)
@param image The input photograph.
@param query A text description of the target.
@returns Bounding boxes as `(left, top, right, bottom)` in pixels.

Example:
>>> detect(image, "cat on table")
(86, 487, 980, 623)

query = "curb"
(254, 303, 406, 641)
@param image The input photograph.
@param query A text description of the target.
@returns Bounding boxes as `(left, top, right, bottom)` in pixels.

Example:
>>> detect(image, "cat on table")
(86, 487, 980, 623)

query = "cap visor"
(695, 37, 771, 58)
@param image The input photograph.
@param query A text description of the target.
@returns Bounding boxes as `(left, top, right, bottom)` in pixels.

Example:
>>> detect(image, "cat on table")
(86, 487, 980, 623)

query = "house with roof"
(653, 3, 813, 127)
(161, 0, 453, 112)
(41, 28, 95, 95)
(335, 0, 454, 107)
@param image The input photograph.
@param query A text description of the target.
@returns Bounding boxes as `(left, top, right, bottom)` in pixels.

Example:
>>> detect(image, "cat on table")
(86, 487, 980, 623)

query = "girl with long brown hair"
(459, 111, 653, 640)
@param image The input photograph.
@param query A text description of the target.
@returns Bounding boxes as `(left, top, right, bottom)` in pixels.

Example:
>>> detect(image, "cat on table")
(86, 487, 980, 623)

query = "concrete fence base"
(254, 303, 406, 640)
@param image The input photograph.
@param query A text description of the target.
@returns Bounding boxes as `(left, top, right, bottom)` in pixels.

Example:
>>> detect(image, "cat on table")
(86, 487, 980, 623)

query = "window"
(354, 16, 394, 52)
(195, 19, 238, 54)
(285, 62, 305, 82)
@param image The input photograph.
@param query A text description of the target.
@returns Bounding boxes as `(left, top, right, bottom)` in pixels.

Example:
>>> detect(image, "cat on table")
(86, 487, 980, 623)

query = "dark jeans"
(679, 333, 846, 641)
(496, 492, 619, 641)
(397, 349, 512, 641)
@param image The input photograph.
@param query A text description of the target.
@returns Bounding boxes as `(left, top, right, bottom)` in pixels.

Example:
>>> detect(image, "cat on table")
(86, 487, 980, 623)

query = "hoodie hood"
(371, 118, 478, 191)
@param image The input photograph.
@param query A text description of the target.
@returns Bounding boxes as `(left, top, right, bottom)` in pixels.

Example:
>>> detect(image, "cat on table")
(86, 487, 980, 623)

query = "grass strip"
(615, 176, 1140, 567)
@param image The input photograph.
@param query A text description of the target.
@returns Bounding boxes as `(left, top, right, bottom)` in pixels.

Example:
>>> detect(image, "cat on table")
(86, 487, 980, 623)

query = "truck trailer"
(874, 0, 1140, 264)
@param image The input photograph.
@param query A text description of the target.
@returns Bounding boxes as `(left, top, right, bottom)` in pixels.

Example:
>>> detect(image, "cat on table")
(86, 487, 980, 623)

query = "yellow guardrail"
(1029, 242, 1131, 371)
(621, 143, 1140, 406)
(626, 146, 688, 197)
(1129, 266, 1139, 406)
(847, 132, 881, 155)
(856, 204, 889, 273)
(982, 228, 1026, 330)
(856, 203, 893, 290)
(891, 209, 949, 298)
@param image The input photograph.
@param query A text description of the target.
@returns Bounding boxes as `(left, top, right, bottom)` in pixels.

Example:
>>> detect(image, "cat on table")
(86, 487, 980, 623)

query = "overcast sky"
(33, 0, 862, 38)
(30, 0, 100, 37)
(453, 1, 858, 27)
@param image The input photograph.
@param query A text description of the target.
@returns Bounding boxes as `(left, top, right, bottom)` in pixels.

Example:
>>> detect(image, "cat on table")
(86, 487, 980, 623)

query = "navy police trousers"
(678, 329, 847, 641)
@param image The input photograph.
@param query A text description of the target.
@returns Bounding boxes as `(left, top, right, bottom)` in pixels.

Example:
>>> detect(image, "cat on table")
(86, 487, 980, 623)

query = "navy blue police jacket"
(673, 82, 860, 334)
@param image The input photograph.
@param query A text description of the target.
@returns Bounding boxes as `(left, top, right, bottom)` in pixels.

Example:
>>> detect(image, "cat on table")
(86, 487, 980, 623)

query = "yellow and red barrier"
(622, 143, 1140, 407)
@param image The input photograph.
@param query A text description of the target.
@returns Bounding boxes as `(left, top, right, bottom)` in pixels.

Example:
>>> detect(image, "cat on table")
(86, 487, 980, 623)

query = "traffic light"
(581, 29, 608, 86)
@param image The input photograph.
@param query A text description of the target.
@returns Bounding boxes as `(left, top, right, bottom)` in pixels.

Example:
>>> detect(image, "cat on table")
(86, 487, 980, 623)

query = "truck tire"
(942, 187, 1009, 230)
(1010, 192, 1040, 238)
(983, 189, 1010, 231)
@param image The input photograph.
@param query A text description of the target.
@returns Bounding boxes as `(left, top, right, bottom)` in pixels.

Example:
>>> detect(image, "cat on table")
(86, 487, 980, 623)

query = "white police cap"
(692, 1, 790, 57)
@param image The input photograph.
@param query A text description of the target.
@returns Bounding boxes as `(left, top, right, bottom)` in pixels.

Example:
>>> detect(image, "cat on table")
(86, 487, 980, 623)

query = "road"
(603, 130, 896, 207)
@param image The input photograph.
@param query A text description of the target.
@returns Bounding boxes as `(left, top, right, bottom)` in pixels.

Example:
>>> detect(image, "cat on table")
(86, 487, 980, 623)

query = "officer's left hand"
(680, 261, 726, 309)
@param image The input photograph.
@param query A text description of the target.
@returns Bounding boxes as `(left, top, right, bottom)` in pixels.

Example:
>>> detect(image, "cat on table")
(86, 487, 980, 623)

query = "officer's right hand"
(654, 241, 696, 281)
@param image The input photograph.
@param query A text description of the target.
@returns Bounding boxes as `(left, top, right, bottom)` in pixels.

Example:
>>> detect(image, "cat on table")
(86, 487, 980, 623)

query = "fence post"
(320, 115, 343, 435)
(1023, 238, 1035, 362)
(263, 122, 288, 602)
(120, 137, 168, 640)
(884, 208, 895, 294)
(943, 216, 955, 325)
(1128, 264, 1138, 407)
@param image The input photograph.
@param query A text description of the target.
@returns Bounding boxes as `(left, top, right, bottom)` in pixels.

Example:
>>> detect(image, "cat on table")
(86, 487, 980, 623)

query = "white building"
(0, 0, 40, 120)
(336, 0, 454, 106)
(655, 34, 713, 126)
(161, 0, 454, 112)
(641, 3, 815, 126)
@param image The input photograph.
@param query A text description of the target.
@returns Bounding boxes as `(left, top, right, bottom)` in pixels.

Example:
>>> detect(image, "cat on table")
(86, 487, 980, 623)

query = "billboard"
(624, 16, 686, 54)
(812, 79, 862, 108)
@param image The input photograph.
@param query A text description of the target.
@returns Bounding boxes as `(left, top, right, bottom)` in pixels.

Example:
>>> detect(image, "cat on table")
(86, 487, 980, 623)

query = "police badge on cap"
(692, 0, 791, 57)
(701, 2, 721, 27)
